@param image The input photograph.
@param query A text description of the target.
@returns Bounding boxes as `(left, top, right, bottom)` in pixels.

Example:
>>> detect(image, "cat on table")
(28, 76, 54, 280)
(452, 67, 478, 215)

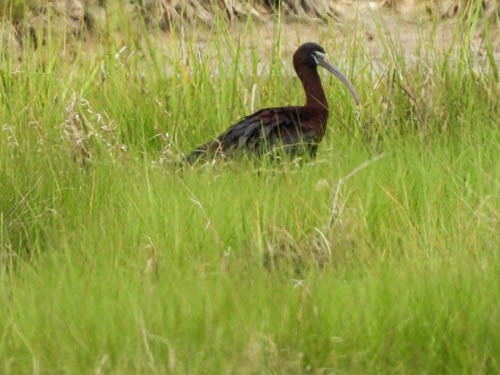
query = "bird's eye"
(311, 51, 326, 65)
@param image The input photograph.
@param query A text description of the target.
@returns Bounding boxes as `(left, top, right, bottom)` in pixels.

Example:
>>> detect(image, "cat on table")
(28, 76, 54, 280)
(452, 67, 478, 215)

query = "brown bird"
(187, 42, 359, 163)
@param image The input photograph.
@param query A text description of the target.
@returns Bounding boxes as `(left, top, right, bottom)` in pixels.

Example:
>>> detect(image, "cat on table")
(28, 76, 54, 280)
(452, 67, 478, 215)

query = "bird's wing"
(218, 107, 317, 151)
(187, 107, 318, 162)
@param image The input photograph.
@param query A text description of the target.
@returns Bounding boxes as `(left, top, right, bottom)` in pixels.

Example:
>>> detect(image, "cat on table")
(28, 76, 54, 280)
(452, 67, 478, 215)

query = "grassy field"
(0, 4, 499, 374)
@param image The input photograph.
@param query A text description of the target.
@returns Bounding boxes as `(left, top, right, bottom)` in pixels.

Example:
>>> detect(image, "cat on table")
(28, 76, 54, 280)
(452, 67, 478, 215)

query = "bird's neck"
(299, 68, 328, 111)
(295, 67, 329, 138)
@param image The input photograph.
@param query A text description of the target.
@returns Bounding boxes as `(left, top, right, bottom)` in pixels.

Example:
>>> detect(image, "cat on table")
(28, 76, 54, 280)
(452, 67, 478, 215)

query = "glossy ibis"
(187, 42, 359, 163)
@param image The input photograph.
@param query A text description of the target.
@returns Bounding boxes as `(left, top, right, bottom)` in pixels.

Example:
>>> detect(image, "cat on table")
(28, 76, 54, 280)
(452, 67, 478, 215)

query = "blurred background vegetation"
(1, 0, 498, 46)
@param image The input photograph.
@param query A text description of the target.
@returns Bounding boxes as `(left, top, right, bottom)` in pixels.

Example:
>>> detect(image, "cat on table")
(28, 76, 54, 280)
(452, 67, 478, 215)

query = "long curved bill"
(313, 51, 360, 105)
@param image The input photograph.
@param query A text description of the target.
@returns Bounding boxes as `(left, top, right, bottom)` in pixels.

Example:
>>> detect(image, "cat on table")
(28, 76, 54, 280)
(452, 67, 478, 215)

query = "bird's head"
(293, 42, 360, 105)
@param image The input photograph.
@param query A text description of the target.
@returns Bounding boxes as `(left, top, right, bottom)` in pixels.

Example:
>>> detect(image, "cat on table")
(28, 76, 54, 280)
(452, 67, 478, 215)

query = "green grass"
(0, 6, 499, 374)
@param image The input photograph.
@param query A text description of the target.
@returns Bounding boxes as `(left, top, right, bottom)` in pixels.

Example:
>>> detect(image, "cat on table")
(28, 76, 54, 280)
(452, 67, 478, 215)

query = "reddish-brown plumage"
(187, 42, 359, 163)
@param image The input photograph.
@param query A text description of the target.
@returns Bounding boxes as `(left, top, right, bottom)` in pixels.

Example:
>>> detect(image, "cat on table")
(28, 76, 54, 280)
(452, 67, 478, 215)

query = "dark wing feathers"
(187, 107, 319, 163)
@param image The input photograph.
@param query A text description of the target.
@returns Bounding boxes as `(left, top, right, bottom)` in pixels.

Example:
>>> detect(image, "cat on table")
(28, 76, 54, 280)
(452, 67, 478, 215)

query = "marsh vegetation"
(0, 1, 498, 373)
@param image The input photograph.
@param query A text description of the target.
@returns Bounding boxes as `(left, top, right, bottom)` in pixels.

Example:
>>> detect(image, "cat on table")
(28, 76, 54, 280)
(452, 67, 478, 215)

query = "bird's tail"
(186, 139, 224, 164)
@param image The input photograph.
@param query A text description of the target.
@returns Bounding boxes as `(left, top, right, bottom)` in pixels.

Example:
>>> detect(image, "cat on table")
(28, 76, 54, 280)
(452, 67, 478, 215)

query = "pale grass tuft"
(329, 154, 386, 226)
(151, 128, 184, 166)
(142, 236, 160, 277)
(94, 354, 110, 375)
(1, 124, 19, 150)
(61, 93, 127, 164)
(263, 225, 337, 271)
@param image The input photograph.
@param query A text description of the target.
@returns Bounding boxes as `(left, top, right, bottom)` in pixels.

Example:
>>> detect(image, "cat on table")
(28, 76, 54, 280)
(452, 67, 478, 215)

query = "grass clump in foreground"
(0, 5, 499, 374)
